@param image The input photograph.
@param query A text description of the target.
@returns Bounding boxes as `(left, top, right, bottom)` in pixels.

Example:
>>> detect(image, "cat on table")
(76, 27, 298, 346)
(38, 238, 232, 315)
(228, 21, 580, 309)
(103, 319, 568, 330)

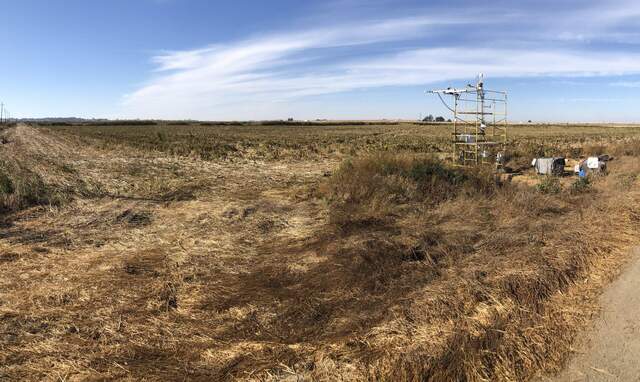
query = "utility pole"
(0, 103, 4, 124)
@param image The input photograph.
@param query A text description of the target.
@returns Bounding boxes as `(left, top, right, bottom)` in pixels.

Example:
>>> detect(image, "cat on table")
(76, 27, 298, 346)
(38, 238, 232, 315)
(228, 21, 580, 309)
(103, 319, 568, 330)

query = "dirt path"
(552, 248, 640, 382)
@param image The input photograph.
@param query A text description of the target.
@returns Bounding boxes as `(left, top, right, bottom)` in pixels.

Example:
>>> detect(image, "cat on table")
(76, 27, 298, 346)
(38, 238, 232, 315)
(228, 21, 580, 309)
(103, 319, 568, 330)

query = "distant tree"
(447, 119, 452, 123)
(435, 116, 446, 122)
(423, 114, 434, 122)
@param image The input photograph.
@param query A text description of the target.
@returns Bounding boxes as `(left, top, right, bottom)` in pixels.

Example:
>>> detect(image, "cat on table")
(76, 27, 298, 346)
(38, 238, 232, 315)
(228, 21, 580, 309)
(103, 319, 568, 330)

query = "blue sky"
(2, 0, 640, 122)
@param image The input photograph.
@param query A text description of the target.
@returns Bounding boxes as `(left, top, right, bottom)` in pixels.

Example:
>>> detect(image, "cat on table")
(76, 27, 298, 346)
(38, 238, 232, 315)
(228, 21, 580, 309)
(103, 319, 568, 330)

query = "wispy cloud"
(123, 1, 640, 120)
(543, 0, 640, 43)
(611, 81, 640, 88)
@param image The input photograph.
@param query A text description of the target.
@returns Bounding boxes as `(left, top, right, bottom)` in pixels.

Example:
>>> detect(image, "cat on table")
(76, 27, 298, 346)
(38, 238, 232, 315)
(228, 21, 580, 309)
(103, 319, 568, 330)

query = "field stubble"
(0, 123, 640, 381)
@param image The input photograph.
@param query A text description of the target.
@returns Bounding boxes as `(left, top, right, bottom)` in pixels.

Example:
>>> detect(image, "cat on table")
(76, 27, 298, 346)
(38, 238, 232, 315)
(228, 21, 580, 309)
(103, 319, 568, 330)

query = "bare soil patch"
(550, 248, 640, 382)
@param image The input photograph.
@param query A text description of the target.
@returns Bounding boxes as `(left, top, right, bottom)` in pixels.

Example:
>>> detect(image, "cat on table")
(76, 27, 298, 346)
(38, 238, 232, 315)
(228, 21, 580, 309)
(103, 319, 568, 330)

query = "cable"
(434, 93, 479, 125)
(436, 92, 456, 113)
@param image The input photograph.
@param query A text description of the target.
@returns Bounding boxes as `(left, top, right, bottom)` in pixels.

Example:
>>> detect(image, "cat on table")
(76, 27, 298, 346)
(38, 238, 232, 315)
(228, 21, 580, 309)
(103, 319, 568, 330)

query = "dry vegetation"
(1, 122, 640, 381)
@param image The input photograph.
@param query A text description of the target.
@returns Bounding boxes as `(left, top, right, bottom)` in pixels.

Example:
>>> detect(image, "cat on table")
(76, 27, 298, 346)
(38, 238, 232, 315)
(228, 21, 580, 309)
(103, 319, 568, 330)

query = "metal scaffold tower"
(428, 75, 508, 168)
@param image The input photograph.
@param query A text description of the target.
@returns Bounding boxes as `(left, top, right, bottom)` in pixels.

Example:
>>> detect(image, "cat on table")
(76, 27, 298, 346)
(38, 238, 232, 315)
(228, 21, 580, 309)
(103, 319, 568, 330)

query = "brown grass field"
(1, 122, 640, 381)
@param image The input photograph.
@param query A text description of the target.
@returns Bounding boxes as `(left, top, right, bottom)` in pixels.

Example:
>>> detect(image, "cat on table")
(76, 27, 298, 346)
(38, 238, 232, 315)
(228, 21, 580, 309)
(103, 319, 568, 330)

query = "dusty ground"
(551, 247, 640, 382)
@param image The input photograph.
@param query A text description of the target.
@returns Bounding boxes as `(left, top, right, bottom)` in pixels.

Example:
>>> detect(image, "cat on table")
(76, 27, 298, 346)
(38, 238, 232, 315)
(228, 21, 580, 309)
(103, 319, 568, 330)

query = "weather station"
(427, 74, 508, 169)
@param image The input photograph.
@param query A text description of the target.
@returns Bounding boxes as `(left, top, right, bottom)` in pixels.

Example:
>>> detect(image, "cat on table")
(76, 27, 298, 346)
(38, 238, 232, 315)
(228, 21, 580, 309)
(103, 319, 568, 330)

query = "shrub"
(323, 153, 497, 228)
(0, 162, 66, 212)
(570, 177, 592, 194)
(536, 176, 561, 194)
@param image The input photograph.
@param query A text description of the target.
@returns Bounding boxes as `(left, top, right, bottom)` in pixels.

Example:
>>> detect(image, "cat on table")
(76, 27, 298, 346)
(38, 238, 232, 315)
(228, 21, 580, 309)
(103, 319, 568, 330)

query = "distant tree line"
(422, 114, 451, 123)
(34, 120, 410, 128)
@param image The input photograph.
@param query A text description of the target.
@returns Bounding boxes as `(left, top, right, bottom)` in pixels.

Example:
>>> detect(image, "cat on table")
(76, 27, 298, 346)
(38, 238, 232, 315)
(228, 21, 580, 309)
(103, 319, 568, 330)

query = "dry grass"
(303, 148, 640, 381)
(322, 153, 497, 228)
(1, 123, 640, 381)
(46, 122, 640, 163)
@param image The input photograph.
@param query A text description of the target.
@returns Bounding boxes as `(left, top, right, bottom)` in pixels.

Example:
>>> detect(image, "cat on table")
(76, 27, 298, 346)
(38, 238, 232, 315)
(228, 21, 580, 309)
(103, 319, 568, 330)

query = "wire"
(436, 93, 456, 113)
(434, 93, 478, 125)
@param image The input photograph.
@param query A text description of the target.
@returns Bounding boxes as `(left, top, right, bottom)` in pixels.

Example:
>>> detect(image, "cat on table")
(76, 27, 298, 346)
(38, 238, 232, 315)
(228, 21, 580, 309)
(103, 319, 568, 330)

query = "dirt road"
(552, 248, 640, 381)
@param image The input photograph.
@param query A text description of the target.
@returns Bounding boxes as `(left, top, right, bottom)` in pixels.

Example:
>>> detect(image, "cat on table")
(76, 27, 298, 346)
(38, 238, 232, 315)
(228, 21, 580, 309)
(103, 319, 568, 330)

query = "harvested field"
(1, 122, 640, 381)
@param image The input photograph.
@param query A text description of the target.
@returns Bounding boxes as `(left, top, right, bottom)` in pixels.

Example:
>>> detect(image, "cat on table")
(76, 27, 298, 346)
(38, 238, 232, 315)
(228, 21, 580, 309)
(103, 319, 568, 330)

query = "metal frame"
(428, 75, 508, 168)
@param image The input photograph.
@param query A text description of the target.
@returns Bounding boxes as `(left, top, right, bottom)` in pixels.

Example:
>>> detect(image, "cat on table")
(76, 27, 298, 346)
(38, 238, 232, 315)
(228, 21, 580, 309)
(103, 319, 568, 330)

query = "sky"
(2, 0, 640, 122)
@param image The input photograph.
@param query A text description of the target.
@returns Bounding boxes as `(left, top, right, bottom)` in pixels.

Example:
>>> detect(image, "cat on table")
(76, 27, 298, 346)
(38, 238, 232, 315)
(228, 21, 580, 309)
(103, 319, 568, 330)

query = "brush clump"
(0, 160, 64, 212)
(323, 153, 497, 228)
